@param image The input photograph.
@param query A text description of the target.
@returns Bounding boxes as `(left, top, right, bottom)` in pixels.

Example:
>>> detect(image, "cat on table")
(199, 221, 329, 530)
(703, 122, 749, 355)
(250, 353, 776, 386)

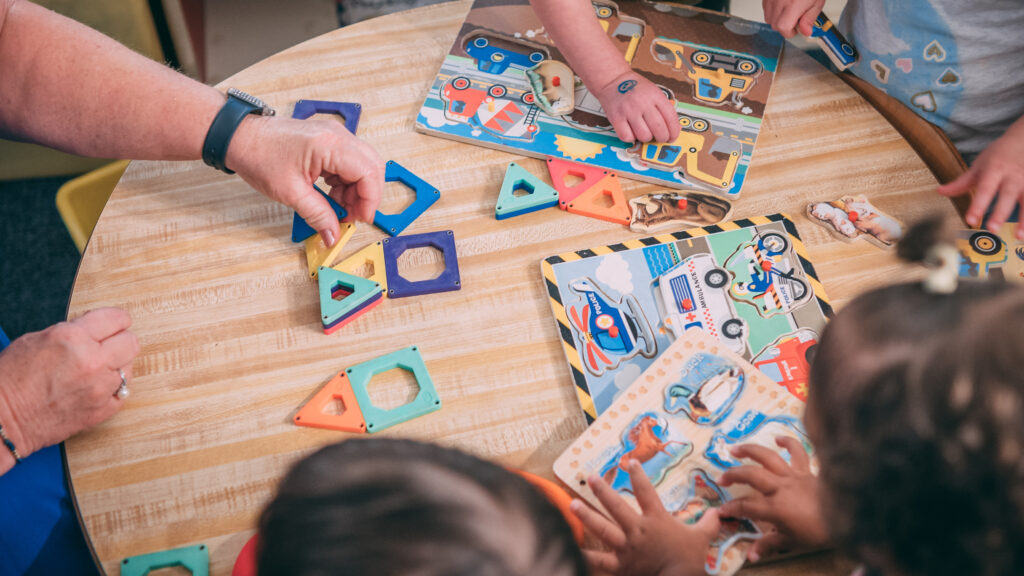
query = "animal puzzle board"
(415, 0, 784, 197)
(554, 328, 813, 576)
(541, 214, 831, 422)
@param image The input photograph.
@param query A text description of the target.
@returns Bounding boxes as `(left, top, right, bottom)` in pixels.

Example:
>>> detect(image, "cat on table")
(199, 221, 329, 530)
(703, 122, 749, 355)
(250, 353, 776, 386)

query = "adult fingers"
(74, 308, 132, 342)
(730, 443, 791, 475)
(628, 116, 654, 143)
(985, 183, 1020, 234)
(777, 436, 811, 473)
(293, 187, 343, 246)
(719, 465, 780, 495)
(627, 460, 666, 516)
(100, 330, 140, 371)
(642, 108, 671, 144)
(570, 499, 627, 549)
(718, 495, 775, 523)
(351, 169, 383, 223)
(588, 474, 640, 532)
(966, 170, 1001, 229)
(583, 550, 622, 574)
(748, 532, 790, 563)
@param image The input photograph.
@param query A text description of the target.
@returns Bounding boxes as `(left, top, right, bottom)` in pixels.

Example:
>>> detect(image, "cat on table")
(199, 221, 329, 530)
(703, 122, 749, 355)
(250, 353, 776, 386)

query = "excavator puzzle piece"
(294, 371, 367, 433)
(495, 162, 559, 220)
(546, 157, 609, 209)
(566, 173, 631, 225)
(305, 223, 356, 279)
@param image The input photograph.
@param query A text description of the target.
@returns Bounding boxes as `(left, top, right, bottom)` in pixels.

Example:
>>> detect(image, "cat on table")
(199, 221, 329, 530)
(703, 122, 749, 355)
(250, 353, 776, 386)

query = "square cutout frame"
(382, 230, 461, 298)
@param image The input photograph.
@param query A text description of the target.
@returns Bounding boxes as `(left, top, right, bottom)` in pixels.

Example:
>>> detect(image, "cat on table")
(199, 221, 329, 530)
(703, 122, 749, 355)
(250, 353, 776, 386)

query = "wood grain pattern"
(65, 2, 956, 574)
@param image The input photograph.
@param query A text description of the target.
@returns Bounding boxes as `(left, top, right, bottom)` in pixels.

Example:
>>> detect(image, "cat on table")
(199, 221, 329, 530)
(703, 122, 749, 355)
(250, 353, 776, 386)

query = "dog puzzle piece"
(373, 161, 440, 236)
(322, 290, 383, 334)
(805, 195, 904, 249)
(382, 230, 461, 298)
(292, 99, 362, 134)
(333, 241, 388, 295)
(628, 191, 732, 233)
(319, 266, 382, 326)
(566, 173, 631, 225)
(495, 162, 559, 220)
(346, 346, 441, 433)
(546, 157, 609, 209)
(292, 185, 347, 243)
(121, 544, 209, 576)
(294, 371, 367, 433)
(305, 223, 356, 278)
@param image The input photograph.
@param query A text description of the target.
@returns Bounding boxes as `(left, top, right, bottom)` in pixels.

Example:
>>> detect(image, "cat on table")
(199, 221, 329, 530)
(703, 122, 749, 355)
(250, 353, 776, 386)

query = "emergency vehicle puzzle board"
(541, 214, 831, 422)
(553, 328, 814, 576)
(415, 0, 784, 197)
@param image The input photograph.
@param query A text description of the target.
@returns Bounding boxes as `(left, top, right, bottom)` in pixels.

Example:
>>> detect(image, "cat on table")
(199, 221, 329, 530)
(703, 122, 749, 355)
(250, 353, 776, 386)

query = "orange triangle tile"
(565, 173, 631, 225)
(546, 157, 610, 210)
(294, 371, 367, 433)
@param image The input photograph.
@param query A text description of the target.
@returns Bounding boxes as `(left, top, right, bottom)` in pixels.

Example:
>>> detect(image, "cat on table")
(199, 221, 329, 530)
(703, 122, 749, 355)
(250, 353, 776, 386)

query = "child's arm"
(762, 0, 826, 38)
(570, 460, 719, 576)
(718, 437, 829, 562)
(937, 116, 1024, 240)
(529, 0, 679, 144)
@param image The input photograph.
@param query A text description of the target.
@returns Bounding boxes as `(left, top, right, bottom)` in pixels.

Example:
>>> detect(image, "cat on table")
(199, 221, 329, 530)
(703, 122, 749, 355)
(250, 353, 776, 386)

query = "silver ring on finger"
(115, 369, 130, 400)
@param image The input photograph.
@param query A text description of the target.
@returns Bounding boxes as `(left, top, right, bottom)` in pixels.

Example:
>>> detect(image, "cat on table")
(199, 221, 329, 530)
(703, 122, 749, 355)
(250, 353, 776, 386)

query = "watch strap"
(202, 95, 260, 174)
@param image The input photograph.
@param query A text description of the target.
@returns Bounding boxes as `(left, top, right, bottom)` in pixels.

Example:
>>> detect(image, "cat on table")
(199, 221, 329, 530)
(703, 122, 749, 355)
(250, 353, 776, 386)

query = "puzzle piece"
(305, 223, 356, 278)
(318, 266, 382, 327)
(292, 185, 347, 243)
(546, 157, 609, 209)
(806, 196, 904, 248)
(495, 162, 559, 220)
(346, 346, 441, 433)
(628, 191, 732, 233)
(121, 544, 209, 576)
(294, 371, 367, 433)
(382, 230, 462, 298)
(333, 241, 388, 295)
(292, 100, 361, 134)
(373, 161, 441, 236)
(566, 173, 631, 225)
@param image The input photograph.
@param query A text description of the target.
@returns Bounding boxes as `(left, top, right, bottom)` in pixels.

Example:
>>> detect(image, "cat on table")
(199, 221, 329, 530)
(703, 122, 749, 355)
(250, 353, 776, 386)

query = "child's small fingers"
(729, 443, 791, 475)
(748, 532, 790, 563)
(776, 436, 811, 473)
(936, 169, 974, 198)
(587, 475, 640, 531)
(1017, 213, 1024, 241)
(774, 5, 802, 37)
(718, 495, 775, 523)
(571, 499, 627, 549)
(659, 102, 680, 142)
(797, 1, 825, 37)
(967, 171, 1002, 228)
(584, 550, 622, 574)
(693, 506, 721, 541)
(985, 184, 1020, 234)
(626, 460, 666, 516)
(642, 109, 670, 143)
(610, 114, 635, 145)
(628, 116, 654, 143)
(720, 466, 780, 495)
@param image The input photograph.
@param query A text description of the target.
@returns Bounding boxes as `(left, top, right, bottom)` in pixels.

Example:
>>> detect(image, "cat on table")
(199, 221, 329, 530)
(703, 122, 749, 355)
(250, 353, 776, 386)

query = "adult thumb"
(294, 187, 343, 246)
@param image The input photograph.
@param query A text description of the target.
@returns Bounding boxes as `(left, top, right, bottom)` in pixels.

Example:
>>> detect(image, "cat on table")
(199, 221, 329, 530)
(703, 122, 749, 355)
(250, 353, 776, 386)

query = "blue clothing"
(839, 0, 1024, 163)
(0, 330, 99, 576)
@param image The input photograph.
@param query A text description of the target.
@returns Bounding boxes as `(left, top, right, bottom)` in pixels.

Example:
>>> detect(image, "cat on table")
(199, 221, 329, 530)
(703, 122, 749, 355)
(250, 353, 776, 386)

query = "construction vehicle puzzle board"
(541, 214, 832, 422)
(553, 328, 813, 576)
(415, 0, 784, 197)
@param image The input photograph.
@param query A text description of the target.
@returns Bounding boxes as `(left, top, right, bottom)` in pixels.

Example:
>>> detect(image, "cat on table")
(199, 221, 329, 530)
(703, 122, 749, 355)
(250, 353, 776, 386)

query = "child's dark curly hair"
(808, 217, 1024, 576)
(257, 437, 588, 576)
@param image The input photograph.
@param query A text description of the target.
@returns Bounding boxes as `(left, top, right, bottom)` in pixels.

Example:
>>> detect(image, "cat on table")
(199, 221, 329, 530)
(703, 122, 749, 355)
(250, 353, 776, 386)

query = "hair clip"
(923, 243, 959, 294)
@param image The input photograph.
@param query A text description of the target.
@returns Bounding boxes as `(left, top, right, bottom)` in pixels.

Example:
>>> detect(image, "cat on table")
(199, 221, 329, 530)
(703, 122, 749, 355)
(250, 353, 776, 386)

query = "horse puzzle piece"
(292, 185, 347, 243)
(292, 99, 362, 134)
(121, 544, 209, 576)
(566, 173, 631, 225)
(546, 157, 609, 209)
(382, 230, 461, 298)
(597, 412, 693, 493)
(628, 191, 732, 233)
(495, 162, 559, 220)
(346, 346, 441, 433)
(374, 161, 441, 236)
(294, 371, 367, 433)
(305, 223, 356, 279)
(806, 195, 904, 248)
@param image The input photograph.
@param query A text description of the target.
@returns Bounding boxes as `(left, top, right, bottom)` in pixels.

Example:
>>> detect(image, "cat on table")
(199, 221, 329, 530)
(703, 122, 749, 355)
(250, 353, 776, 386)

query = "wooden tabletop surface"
(65, 1, 958, 574)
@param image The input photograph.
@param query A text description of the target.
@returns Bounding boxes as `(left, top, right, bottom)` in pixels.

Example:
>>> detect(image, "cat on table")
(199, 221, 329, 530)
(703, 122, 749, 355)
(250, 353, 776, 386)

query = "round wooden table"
(65, 2, 958, 574)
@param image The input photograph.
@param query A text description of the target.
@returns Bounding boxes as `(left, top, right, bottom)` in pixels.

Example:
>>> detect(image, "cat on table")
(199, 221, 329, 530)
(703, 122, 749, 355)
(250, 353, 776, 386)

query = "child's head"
(808, 218, 1024, 576)
(257, 437, 588, 576)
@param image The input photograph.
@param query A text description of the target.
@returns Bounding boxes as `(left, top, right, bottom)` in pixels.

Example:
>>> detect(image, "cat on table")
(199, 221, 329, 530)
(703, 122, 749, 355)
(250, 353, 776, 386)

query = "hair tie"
(923, 243, 959, 294)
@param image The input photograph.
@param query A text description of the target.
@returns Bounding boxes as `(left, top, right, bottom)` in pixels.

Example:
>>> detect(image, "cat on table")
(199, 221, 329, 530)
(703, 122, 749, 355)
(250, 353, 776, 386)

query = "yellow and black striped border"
(541, 213, 832, 423)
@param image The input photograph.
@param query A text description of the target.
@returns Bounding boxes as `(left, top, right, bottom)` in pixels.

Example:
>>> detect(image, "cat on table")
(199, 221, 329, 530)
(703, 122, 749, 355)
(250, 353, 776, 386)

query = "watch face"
(228, 88, 276, 116)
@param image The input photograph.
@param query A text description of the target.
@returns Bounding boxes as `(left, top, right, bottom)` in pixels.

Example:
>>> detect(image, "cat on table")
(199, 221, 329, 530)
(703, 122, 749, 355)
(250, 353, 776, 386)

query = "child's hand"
(570, 460, 720, 576)
(594, 71, 680, 144)
(718, 437, 828, 562)
(762, 0, 825, 38)
(937, 119, 1024, 240)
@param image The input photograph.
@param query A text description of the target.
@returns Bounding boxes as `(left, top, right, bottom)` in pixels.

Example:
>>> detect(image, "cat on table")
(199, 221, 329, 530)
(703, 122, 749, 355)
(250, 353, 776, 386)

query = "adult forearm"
(0, 0, 223, 160)
(529, 0, 629, 91)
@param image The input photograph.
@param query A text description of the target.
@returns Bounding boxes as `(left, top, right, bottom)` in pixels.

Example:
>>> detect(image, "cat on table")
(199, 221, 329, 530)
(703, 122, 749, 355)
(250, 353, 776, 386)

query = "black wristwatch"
(202, 88, 276, 174)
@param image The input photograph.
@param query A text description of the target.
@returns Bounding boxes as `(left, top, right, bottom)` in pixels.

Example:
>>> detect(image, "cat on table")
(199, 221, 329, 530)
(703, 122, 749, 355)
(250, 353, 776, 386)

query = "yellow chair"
(55, 160, 130, 253)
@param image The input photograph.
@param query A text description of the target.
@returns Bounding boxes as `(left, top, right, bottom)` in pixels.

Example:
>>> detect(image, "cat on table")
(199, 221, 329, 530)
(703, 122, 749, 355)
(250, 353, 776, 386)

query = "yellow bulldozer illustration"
(651, 37, 761, 107)
(632, 115, 741, 189)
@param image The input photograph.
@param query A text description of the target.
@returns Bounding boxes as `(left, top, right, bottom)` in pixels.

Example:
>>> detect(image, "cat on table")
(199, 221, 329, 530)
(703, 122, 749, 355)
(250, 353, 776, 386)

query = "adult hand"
(594, 71, 680, 144)
(0, 308, 139, 470)
(226, 115, 385, 246)
(937, 119, 1024, 240)
(762, 0, 825, 38)
(571, 460, 719, 576)
(718, 437, 829, 561)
